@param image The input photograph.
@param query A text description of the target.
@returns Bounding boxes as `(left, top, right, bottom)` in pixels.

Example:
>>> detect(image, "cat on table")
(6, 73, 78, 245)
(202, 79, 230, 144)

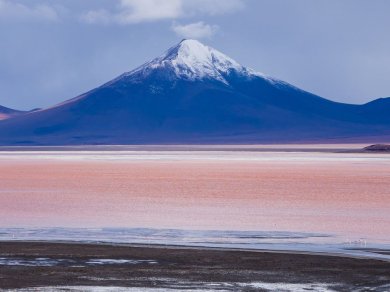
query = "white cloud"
(0, 0, 59, 22)
(82, 0, 182, 25)
(81, 0, 244, 25)
(172, 21, 218, 39)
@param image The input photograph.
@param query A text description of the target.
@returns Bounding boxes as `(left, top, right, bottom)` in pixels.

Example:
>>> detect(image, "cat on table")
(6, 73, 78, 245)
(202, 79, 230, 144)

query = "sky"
(0, 0, 389, 110)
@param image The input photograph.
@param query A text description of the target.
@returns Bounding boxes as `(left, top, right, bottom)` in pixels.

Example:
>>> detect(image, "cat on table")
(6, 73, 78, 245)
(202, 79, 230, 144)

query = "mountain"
(0, 39, 389, 145)
(0, 105, 26, 121)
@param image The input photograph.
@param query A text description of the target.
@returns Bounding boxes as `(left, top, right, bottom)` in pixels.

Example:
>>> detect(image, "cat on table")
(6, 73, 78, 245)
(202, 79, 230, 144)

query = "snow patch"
(241, 282, 337, 292)
(86, 259, 157, 265)
(0, 257, 157, 267)
(0, 257, 72, 267)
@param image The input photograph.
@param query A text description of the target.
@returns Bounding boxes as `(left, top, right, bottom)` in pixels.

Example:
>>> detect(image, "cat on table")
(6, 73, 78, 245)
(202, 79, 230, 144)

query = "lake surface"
(0, 146, 389, 257)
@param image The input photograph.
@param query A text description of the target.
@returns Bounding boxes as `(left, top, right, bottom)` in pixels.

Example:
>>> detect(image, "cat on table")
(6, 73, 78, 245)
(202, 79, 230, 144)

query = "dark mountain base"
(363, 144, 390, 152)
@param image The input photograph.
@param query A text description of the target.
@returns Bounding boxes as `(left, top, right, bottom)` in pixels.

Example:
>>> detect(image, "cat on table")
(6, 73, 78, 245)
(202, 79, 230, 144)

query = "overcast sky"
(1, 0, 389, 110)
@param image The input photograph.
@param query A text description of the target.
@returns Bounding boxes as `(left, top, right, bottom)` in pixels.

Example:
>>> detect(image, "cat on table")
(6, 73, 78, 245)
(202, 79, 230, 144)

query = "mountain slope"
(0, 39, 389, 145)
(0, 105, 26, 120)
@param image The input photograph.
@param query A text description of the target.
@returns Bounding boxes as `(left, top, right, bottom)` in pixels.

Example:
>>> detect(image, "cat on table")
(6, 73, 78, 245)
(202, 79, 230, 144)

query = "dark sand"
(0, 242, 389, 291)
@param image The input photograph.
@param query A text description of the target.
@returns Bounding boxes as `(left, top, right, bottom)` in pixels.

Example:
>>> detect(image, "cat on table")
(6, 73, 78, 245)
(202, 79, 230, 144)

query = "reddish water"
(0, 150, 389, 243)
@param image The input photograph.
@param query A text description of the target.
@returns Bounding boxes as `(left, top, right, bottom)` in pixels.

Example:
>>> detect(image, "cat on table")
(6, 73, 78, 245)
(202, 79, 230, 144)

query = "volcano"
(0, 39, 389, 145)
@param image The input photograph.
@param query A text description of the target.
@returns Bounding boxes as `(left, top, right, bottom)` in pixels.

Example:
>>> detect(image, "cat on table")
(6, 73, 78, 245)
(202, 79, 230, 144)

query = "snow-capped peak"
(165, 39, 244, 83)
(121, 39, 270, 85)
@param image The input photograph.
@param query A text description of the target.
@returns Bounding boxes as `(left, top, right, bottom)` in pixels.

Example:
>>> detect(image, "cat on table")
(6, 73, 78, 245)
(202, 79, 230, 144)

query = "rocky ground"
(0, 242, 389, 291)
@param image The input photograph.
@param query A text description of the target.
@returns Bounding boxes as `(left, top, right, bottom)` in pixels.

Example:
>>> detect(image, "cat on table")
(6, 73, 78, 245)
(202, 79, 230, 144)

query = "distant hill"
(0, 39, 389, 145)
(363, 144, 390, 152)
(0, 105, 26, 121)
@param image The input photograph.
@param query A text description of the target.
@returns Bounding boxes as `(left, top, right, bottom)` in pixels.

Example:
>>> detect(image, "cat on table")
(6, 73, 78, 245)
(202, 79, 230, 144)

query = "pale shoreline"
(1, 239, 390, 263)
(0, 143, 379, 153)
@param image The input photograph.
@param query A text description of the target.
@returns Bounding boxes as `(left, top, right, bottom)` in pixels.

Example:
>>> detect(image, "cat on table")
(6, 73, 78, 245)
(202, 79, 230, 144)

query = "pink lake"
(0, 147, 389, 245)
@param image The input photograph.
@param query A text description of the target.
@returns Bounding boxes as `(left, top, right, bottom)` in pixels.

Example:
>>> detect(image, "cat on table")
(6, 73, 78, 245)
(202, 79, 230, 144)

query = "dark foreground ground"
(0, 241, 389, 291)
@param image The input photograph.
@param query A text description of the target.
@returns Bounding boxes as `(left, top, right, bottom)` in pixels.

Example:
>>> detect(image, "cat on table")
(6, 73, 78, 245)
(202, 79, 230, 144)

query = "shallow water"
(0, 148, 389, 258)
(0, 227, 389, 261)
